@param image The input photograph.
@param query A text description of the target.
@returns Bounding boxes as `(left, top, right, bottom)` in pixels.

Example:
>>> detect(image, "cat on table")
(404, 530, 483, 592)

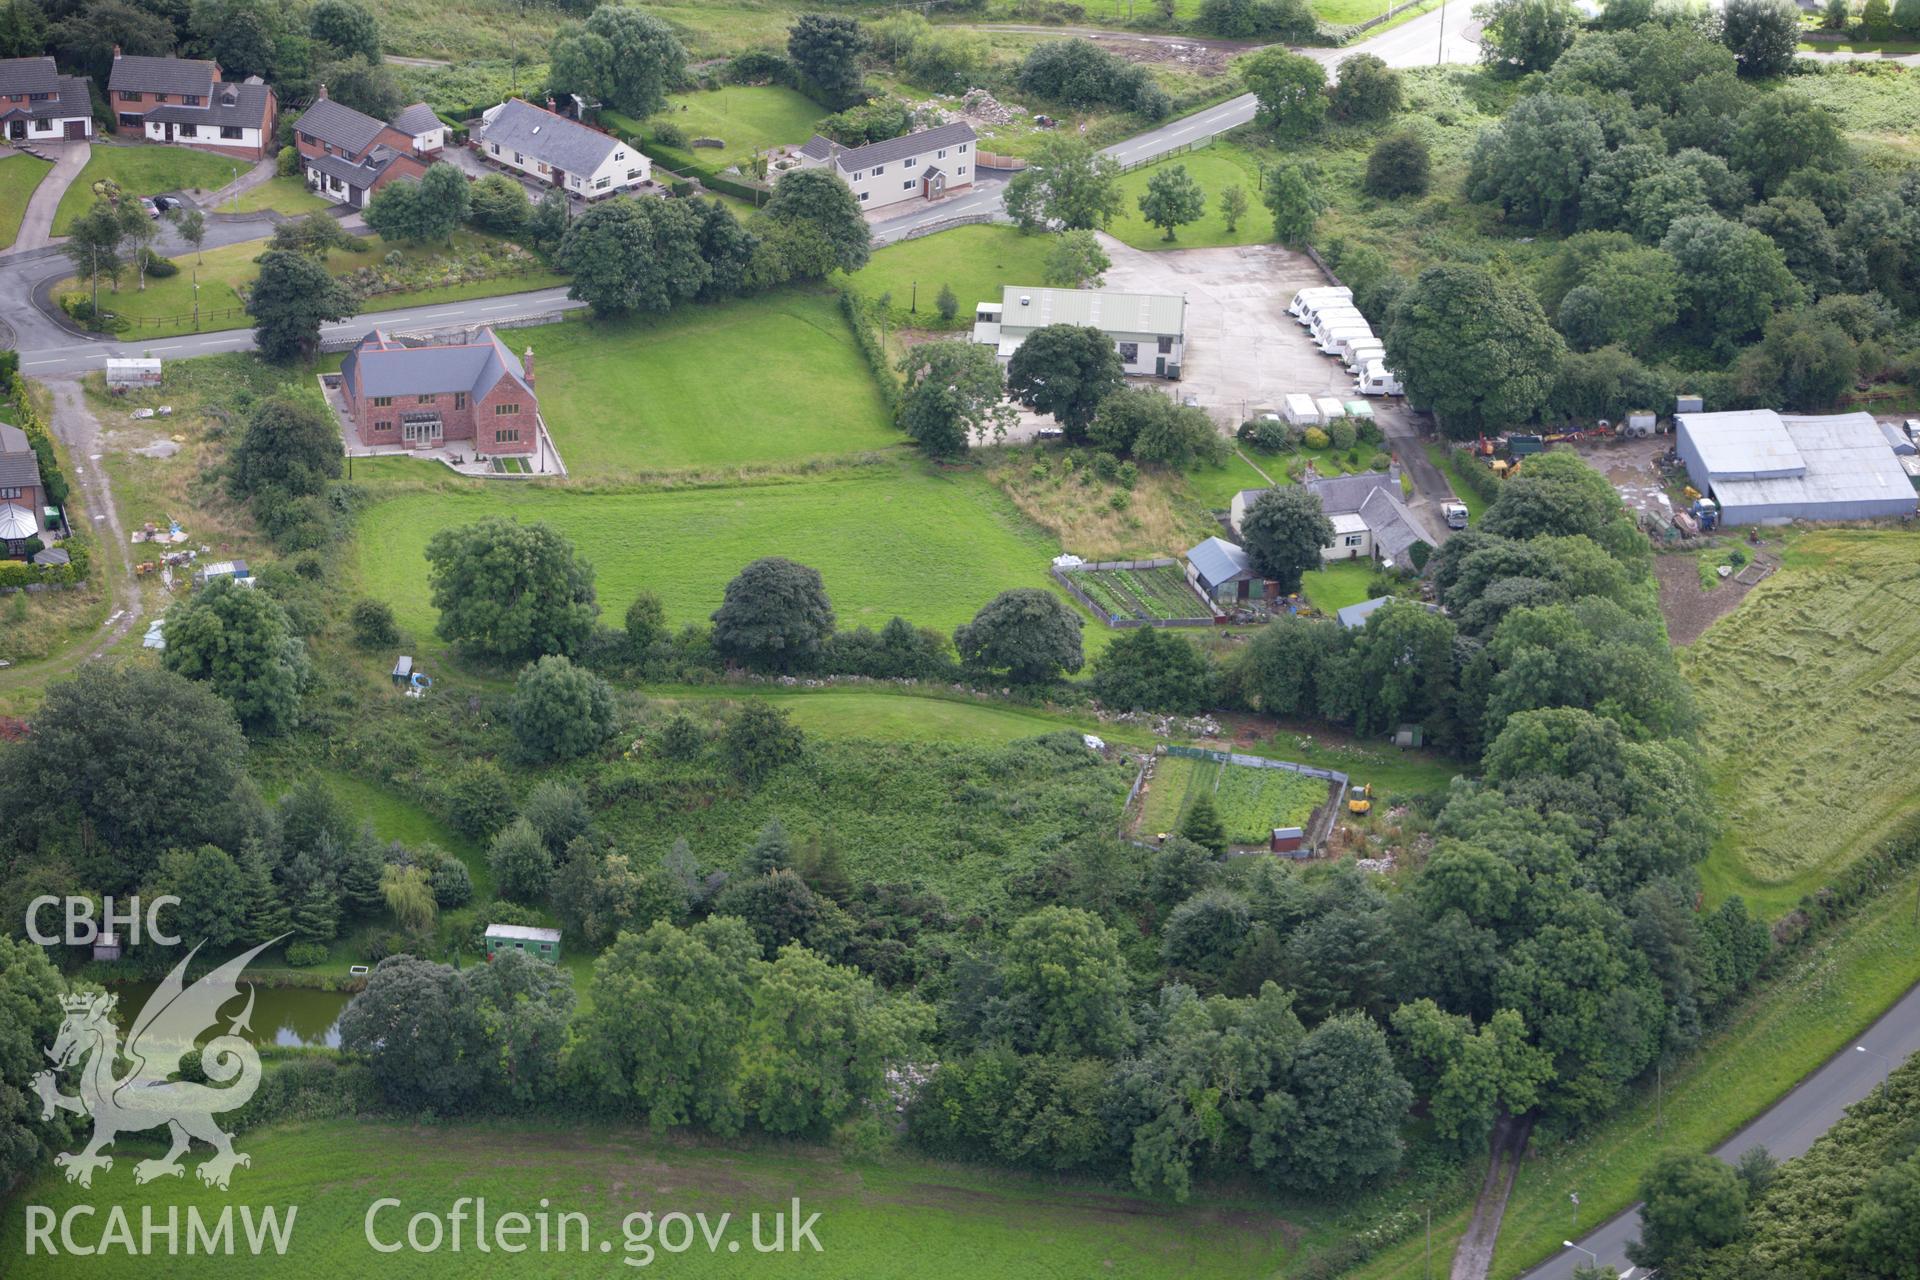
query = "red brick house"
(292, 89, 441, 208)
(338, 329, 537, 456)
(107, 50, 276, 161)
(0, 423, 47, 559)
(0, 56, 93, 143)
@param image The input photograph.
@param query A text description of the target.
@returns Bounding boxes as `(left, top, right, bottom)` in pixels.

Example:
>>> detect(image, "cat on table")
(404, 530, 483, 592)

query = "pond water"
(108, 982, 353, 1050)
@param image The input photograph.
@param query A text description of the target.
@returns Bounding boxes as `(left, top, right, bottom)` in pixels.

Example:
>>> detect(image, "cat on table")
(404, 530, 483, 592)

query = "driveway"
(3, 140, 89, 256)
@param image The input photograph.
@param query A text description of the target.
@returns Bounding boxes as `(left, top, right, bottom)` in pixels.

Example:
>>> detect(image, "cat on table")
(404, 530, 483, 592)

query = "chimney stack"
(523, 347, 535, 385)
(112, 44, 122, 58)
(316, 82, 327, 99)
(546, 96, 556, 113)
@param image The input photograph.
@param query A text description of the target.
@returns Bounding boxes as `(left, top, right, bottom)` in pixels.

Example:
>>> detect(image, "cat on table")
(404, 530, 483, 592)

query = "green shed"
(484, 923, 561, 963)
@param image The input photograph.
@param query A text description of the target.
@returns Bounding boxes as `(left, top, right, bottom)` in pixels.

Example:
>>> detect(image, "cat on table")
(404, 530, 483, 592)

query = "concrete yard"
(1093, 233, 1357, 425)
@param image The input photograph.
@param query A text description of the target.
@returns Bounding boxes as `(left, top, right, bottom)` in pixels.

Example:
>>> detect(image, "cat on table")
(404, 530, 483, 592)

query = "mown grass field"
(529, 291, 902, 475)
(0, 152, 51, 249)
(1300, 559, 1378, 614)
(56, 230, 564, 339)
(649, 83, 827, 156)
(0, 1117, 1300, 1277)
(1684, 529, 1920, 916)
(230, 174, 334, 216)
(51, 145, 239, 234)
(1108, 145, 1271, 252)
(1138, 753, 1203, 835)
(839, 223, 1058, 334)
(353, 462, 1079, 651)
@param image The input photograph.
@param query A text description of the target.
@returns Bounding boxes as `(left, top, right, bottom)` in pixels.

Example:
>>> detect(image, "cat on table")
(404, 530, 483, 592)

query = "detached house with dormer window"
(792, 121, 976, 213)
(476, 97, 648, 198)
(108, 49, 276, 160)
(292, 88, 438, 208)
(0, 57, 93, 143)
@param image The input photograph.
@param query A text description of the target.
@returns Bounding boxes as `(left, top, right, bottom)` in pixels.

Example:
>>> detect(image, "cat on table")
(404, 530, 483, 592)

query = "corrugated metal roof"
(1702, 412, 1915, 514)
(998, 286, 1185, 338)
(389, 103, 441, 135)
(109, 55, 216, 97)
(1676, 410, 1807, 480)
(1185, 535, 1252, 585)
(830, 121, 976, 173)
(481, 98, 622, 176)
(296, 97, 386, 156)
(486, 924, 561, 942)
(0, 56, 59, 97)
(1337, 596, 1394, 628)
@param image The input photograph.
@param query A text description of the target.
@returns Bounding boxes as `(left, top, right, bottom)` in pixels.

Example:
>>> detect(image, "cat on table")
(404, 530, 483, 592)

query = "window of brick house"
(494, 403, 520, 415)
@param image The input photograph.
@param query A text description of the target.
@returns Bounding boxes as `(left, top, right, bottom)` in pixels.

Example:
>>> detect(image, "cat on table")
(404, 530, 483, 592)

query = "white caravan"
(1309, 306, 1366, 343)
(1319, 323, 1374, 356)
(1344, 340, 1386, 372)
(1360, 359, 1403, 396)
(1288, 286, 1351, 320)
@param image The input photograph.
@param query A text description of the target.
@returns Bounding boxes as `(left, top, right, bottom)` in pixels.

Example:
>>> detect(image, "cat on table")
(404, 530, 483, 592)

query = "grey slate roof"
(1304, 470, 1396, 516)
(1358, 486, 1426, 562)
(295, 96, 386, 155)
(798, 134, 835, 160)
(1185, 536, 1255, 587)
(0, 424, 41, 492)
(306, 150, 403, 189)
(341, 328, 531, 402)
(1336, 596, 1394, 629)
(829, 121, 976, 173)
(0, 56, 60, 97)
(109, 54, 216, 98)
(145, 80, 271, 129)
(481, 98, 622, 176)
(389, 103, 442, 135)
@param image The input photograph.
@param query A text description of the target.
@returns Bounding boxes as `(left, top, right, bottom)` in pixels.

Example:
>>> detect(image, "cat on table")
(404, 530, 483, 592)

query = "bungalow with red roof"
(108, 48, 276, 160)
(338, 328, 537, 457)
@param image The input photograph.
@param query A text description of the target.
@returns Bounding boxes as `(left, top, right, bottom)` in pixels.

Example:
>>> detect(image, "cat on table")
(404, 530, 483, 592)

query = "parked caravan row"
(1286, 286, 1404, 397)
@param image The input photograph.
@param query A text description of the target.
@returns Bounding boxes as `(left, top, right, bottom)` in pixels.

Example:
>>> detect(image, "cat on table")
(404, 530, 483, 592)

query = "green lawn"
(0, 1117, 1299, 1277)
(1684, 529, 1920, 917)
(57, 229, 564, 338)
(354, 462, 1076, 654)
(230, 174, 334, 215)
(1300, 559, 1378, 614)
(838, 222, 1058, 333)
(1109, 145, 1271, 252)
(0, 152, 51, 249)
(1182, 448, 1278, 508)
(51, 144, 240, 235)
(653, 83, 827, 155)
(528, 291, 902, 475)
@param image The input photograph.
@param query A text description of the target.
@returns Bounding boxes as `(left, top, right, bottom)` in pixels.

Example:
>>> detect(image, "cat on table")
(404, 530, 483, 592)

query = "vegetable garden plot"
(1211, 765, 1329, 845)
(1069, 563, 1212, 622)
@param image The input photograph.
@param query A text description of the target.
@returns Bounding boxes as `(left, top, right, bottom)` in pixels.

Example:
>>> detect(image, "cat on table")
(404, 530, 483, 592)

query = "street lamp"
(1564, 1241, 1598, 1266)
(1857, 1044, 1895, 1067)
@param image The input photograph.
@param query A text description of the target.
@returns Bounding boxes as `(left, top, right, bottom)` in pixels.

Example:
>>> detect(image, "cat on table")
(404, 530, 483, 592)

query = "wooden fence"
(1052, 558, 1224, 629)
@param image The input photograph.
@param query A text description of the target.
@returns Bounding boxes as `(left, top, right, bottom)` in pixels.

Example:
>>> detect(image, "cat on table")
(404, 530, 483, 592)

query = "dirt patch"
(1093, 37, 1233, 77)
(1654, 545, 1777, 646)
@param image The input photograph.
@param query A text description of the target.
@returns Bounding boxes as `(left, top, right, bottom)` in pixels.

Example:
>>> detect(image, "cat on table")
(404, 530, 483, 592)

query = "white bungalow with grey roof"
(478, 97, 649, 198)
(793, 121, 976, 212)
(1231, 467, 1432, 569)
(974, 286, 1187, 379)
(1676, 409, 1917, 526)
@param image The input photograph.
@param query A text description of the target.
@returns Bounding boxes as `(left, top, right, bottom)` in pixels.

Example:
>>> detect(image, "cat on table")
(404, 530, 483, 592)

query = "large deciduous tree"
(1092, 626, 1217, 713)
(339, 955, 483, 1111)
(1004, 322, 1125, 440)
(896, 340, 1016, 458)
(248, 249, 355, 363)
(227, 393, 341, 502)
(162, 578, 309, 736)
(952, 589, 1084, 682)
(0, 938, 80, 1187)
(1137, 163, 1206, 241)
(1626, 1152, 1751, 1270)
(1262, 161, 1323, 248)
(557, 196, 710, 317)
(1239, 486, 1333, 593)
(548, 5, 685, 117)
(1384, 263, 1566, 437)
(509, 655, 617, 762)
(710, 556, 836, 671)
(1003, 134, 1123, 232)
(1720, 0, 1801, 75)
(308, 0, 380, 61)
(786, 12, 866, 106)
(1660, 212, 1803, 355)
(1477, 0, 1579, 74)
(1002, 907, 1133, 1055)
(760, 167, 870, 274)
(1241, 48, 1326, 138)
(423, 517, 600, 661)
(1329, 53, 1401, 122)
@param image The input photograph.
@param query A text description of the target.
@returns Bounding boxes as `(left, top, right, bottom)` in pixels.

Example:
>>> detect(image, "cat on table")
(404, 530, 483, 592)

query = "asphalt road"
(1519, 975, 1920, 1280)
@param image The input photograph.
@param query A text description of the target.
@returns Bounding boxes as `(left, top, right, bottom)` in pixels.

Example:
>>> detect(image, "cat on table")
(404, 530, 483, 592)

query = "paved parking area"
(1094, 233, 1360, 425)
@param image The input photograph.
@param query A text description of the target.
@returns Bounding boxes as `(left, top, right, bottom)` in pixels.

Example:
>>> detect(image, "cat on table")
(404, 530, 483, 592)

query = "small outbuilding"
(1336, 595, 1396, 629)
(484, 923, 561, 963)
(106, 358, 162, 389)
(1184, 535, 1261, 603)
(1270, 826, 1306, 857)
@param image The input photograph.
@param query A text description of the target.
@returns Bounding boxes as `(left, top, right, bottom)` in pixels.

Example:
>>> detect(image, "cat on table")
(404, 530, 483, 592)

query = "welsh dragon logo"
(31, 939, 281, 1190)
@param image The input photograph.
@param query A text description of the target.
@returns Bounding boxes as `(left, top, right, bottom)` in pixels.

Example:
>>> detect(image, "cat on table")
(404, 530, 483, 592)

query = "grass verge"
(0, 152, 52, 249)
(1108, 144, 1271, 252)
(229, 174, 335, 216)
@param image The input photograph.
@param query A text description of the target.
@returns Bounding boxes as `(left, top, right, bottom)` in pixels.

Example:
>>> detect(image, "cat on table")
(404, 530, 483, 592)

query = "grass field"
(230, 174, 334, 215)
(354, 462, 1077, 651)
(527, 291, 902, 475)
(1212, 763, 1327, 844)
(652, 84, 827, 156)
(56, 230, 564, 338)
(1108, 145, 1270, 252)
(1300, 559, 1378, 614)
(1138, 753, 1202, 835)
(839, 223, 1058, 333)
(1684, 529, 1920, 917)
(0, 152, 51, 249)
(51, 145, 240, 235)
(0, 1117, 1300, 1277)
(1182, 448, 1279, 508)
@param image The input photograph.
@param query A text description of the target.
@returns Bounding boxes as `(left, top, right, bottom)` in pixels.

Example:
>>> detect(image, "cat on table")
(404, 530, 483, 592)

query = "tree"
(1864, 0, 1893, 30)
(1263, 1013, 1414, 1192)
(1217, 184, 1250, 234)
(62, 201, 127, 316)
(1043, 228, 1111, 287)
(935, 282, 958, 322)
(745, 945, 930, 1135)
(167, 205, 206, 264)
(468, 173, 530, 235)
(723, 701, 805, 783)
(1242, 48, 1326, 138)
(118, 201, 157, 292)
(162, 577, 309, 736)
(379, 864, 436, 935)
(1263, 161, 1323, 248)
(509, 655, 616, 762)
(382, 164, 468, 245)
(489, 817, 554, 903)
(710, 556, 836, 671)
(1240, 487, 1334, 593)
(248, 249, 354, 362)
(1015, 37, 1167, 117)
(309, 0, 379, 60)
(1660, 213, 1802, 354)
(556, 4, 686, 117)
(466, 948, 575, 1105)
(713, 868, 825, 958)
(897, 340, 1016, 458)
(1343, 601, 1456, 736)
(952, 589, 1084, 682)
(1721, 0, 1801, 74)
(1384, 263, 1566, 437)
(188, 0, 285, 81)
(787, 12, 865, 106)
(445, 760, 516, 840)
(1477, 0, 1579, 74)
(350, 599, 398, 648)
(624, 592, 667, 655)
(575, 918, 759, 1132)
(1626, 1152, 1750, 1271)
(1553, 245, 1681, 356)
(1004, 323, 1125, 441)
(1846, 1151, 1920, 1277)
(547, 27, 617, 109)
(1735, 309, 1858, 409)
(148, 845, 250, 951)
(315, 54, 404, 120)
(423, 517, 599, 661)
(1465, 93, 1607, 231)
(1179, 792, 1228, 854)
(1003, 907, 1133, 1055)
(1089, 390, 1221, 466)
(1728, 92, 1845, 197)
(1138, 163, 1206, 241)
(1366, 131, 1431, 199)
(1329, 53, 1401, 122)
(746, 817, 793, 875)
(1003, 134, 1123, 232)
(761, 167, 870, 274)
(1093, 627, 1217, 713)
(338, 955, 481, 1110)
(0, 937, 78, 1188)
(556, 196, 709, 317)
(227, 393, 341, 502)
(0, 0, 49, 60)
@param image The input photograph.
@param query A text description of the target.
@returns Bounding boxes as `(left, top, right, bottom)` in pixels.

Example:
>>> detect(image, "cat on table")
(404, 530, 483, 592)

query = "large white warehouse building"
(1675, 409, 1917, 525)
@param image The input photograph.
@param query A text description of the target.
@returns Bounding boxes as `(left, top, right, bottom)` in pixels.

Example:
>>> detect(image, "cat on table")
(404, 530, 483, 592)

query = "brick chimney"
(316, 82, 327, 99)
(112, 44, 122, 58)
(522, 347, 535, 385)
(546, 96, 557, 113)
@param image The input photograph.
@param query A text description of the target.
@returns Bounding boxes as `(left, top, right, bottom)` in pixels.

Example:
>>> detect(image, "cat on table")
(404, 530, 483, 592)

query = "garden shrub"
(1370, 452, 1391, 470)
(652, 120, 688, 149)
(350, 598, 399, 648)
(1304, 426, 1331, 449)
(445, 760, 516, 839)
(1329, 419, 1357, 451)
(284, 941, 329, 967)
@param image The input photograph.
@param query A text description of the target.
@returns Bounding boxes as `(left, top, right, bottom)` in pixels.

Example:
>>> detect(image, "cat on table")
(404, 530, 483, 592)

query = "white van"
(1320, 323, 1373, 356)
(1309, 306, 1366, 343)
(1360, 359, 1403, 397)
(1344, 340, 1386, 372)
(1289, 286, 1351, 321)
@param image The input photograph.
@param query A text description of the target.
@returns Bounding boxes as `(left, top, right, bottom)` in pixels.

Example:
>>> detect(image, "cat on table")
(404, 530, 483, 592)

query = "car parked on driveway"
(138, 197, 160, 219)
(153, 195, 182, 214)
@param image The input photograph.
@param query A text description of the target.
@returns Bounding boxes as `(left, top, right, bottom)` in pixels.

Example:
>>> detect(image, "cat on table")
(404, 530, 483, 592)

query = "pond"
(108, 981, 353, 1050)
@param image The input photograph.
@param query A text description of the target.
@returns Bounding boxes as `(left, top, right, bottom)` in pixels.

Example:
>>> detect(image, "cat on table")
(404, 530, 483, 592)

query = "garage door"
(65, 119, 88, 139)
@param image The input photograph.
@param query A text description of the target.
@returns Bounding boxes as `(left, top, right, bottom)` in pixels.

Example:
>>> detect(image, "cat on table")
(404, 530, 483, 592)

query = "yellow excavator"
(1348, 782, 1373, 816)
